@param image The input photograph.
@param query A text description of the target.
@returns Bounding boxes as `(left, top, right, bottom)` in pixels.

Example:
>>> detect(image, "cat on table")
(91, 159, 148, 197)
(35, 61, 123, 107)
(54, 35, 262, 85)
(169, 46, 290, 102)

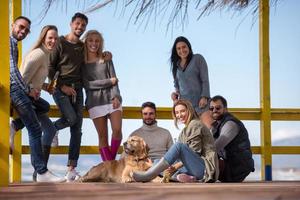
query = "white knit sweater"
(129, 123, 174, 161)
(20, 45, 50, 90)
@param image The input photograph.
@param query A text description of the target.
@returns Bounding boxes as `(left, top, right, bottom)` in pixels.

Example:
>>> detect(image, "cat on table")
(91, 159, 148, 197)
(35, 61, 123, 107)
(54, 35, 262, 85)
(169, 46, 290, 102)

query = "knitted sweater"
(129, 123, 173, 161)
(174, 54, 210, 114)
(20, 45, 50, 90)
(48, 36, 84, 87)
(82, 60, 122, 110)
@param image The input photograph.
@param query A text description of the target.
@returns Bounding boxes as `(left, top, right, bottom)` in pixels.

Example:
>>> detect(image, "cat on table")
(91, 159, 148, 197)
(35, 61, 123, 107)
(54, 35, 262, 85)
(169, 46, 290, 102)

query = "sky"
(19, 0, 300, 176)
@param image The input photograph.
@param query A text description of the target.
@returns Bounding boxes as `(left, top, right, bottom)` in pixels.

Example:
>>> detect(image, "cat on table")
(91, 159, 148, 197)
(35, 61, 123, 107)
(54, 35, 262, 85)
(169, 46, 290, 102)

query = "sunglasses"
(209, 106, 223, 111)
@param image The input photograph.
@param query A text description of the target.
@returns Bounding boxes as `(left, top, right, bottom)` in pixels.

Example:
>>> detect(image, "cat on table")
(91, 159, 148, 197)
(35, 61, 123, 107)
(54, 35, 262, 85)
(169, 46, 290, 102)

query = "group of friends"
(9, 12, 254, 183)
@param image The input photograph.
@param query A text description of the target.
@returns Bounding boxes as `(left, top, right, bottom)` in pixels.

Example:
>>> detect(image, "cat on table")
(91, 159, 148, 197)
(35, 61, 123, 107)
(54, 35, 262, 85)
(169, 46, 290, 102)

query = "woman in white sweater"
(10, 25, 63, 182)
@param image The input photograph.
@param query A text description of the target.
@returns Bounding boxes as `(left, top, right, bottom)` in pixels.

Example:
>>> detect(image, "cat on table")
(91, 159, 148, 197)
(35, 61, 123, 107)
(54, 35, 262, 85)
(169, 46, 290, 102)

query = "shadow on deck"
(1, 181, 299, 200)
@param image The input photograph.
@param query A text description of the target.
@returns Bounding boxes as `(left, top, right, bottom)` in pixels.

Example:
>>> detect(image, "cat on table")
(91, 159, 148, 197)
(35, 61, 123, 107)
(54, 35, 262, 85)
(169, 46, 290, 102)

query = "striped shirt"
(10, 35, 30, 93)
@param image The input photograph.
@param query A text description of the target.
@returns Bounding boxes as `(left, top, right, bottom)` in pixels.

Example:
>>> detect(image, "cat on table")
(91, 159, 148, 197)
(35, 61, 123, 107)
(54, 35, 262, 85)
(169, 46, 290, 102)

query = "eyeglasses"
(209, 106, 223, 111)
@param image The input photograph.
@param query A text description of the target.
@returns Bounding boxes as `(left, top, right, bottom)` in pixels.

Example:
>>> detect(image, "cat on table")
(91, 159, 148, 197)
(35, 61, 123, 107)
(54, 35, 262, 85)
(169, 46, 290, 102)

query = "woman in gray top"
(82, 30, 122, 161)
(170, 36, 212, 128)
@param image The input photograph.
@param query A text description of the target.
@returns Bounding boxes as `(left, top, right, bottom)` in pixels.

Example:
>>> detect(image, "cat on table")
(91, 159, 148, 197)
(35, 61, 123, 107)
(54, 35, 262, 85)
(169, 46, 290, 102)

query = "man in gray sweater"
(129, 102, 173, 162)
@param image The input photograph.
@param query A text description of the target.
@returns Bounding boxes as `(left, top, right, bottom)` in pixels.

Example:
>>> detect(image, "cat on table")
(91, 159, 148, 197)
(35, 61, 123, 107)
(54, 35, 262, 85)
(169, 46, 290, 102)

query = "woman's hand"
(103, 51, 112, 61)
(171, 91, 180, 102)
(112, 97, 120, 109)
(165, 165, 177, 174)
(110, 77, 118, 85)
(199, 97, 208, 108)
(28, 88, 40, 100)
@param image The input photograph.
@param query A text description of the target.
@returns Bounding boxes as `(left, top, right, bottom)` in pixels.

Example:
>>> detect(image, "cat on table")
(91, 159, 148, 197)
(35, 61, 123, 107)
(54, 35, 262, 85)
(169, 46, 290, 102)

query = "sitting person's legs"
(133, 142, 205, 182)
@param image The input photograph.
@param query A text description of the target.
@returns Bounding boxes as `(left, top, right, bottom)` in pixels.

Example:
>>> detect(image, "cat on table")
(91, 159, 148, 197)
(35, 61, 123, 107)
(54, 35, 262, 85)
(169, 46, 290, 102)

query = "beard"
(74, 29, 84, 38)
(143, 119, 156, 126)
(12, 31, 25, 41)
(212, 113, 224, 121)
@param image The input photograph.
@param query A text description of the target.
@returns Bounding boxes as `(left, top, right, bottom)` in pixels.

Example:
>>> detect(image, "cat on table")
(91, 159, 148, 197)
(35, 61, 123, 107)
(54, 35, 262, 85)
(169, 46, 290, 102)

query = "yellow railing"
(9, 106, 300, 183)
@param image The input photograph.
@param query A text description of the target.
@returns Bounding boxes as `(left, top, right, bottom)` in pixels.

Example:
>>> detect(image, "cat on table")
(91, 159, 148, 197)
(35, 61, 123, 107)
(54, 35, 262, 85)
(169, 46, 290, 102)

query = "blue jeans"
(10, 84, 47, 174)
(39, 113, 57, 146)
(164, 142, 205, 180)
(12, 97, 56, 146)
(53, 86, 83, 167)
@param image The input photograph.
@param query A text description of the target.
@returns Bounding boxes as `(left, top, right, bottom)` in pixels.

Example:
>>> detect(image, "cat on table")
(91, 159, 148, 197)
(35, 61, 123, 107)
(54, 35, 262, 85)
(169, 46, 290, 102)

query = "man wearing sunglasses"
(209, 95, 254, 182)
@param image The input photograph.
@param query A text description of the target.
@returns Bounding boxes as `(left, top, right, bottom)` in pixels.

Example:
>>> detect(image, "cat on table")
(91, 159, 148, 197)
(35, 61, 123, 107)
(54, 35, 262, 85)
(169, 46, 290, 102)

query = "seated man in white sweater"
(129, 102, 173, 162)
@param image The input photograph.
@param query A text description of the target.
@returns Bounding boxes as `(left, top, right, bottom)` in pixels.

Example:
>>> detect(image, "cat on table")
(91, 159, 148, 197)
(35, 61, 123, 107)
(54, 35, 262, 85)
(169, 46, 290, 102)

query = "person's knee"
(174, 142, 186, 150)
(27, 122, 43, 139)
(65, 114, 78, 126)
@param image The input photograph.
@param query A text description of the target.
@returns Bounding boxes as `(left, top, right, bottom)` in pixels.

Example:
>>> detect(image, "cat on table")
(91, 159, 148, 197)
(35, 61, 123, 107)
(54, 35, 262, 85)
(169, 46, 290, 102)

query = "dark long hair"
(170, 36, 193, 80)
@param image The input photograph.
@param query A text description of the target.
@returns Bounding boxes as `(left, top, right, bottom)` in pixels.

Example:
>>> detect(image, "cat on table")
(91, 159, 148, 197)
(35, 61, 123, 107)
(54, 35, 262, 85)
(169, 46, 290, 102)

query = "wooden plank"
(0, 182, 299, 200)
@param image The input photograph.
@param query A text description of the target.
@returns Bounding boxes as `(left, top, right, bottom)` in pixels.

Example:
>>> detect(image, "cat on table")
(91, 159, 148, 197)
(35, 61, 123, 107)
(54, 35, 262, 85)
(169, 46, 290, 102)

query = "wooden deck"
(1, 181, 299, 200)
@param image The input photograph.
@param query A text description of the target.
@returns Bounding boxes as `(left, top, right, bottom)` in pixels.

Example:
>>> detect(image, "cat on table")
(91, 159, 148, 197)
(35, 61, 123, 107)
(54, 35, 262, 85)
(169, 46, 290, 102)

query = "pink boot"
(99, 146, 112, 161)
(111, 138, 122, 160)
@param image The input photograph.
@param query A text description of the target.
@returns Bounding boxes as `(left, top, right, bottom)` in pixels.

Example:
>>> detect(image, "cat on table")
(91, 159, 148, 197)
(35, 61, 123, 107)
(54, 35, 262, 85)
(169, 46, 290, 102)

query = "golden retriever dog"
(78, 136, 152, 183)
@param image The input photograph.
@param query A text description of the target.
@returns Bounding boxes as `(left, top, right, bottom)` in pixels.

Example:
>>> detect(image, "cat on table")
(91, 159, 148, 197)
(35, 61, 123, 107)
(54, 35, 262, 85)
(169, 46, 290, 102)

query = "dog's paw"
(121, 176, 134, 183)
(161, 171, 171, 183)
(151, 176, 163, 183)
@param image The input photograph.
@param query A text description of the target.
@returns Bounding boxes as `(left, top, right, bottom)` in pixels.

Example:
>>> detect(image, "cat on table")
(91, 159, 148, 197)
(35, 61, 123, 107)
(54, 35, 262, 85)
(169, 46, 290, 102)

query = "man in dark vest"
(209, 95, 254, 182)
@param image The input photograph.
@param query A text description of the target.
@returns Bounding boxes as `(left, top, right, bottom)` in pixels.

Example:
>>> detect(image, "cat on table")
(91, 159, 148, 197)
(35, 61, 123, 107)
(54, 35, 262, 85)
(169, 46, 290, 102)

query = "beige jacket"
(178, 119, 219, 182)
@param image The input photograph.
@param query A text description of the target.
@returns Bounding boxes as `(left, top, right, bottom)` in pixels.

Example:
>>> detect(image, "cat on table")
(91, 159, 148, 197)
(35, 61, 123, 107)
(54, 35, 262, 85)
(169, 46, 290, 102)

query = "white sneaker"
(36, 170, 65, 183)
(9, 122, 17, 153)
(51, 131, 59, 147)
(65, 169, 80, 182)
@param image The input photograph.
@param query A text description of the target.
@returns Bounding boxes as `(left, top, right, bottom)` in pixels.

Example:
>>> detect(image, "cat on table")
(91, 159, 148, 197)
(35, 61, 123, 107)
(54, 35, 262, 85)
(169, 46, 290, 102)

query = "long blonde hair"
(30, 25, 58, 51)
(82, 30, 104, 63)
(172, 99, 198, 129)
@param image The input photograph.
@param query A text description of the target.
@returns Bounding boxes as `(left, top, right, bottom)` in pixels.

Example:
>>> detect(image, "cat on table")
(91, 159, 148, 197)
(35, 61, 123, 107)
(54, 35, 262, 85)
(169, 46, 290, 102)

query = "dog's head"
(123, 136, 149, 160)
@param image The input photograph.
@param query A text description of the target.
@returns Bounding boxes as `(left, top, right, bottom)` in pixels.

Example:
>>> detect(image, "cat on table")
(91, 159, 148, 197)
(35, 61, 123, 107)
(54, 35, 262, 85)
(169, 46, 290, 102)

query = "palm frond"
(29, 0, 279, 29)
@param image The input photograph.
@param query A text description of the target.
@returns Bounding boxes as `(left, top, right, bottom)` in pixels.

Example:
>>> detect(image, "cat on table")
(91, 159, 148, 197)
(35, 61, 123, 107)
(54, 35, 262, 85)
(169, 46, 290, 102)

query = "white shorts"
(88, 104, 122, 119)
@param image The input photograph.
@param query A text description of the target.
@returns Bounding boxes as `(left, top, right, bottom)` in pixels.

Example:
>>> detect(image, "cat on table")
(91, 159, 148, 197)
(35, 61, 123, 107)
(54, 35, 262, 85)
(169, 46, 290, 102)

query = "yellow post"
(259, 0, 272, 181)
(0, 0, 10, 187)
(10, 0, 22, 183)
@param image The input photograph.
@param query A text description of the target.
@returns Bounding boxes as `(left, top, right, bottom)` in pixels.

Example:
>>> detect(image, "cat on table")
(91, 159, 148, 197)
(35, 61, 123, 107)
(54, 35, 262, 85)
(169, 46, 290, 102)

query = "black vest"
(212, 113, 255, 182)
